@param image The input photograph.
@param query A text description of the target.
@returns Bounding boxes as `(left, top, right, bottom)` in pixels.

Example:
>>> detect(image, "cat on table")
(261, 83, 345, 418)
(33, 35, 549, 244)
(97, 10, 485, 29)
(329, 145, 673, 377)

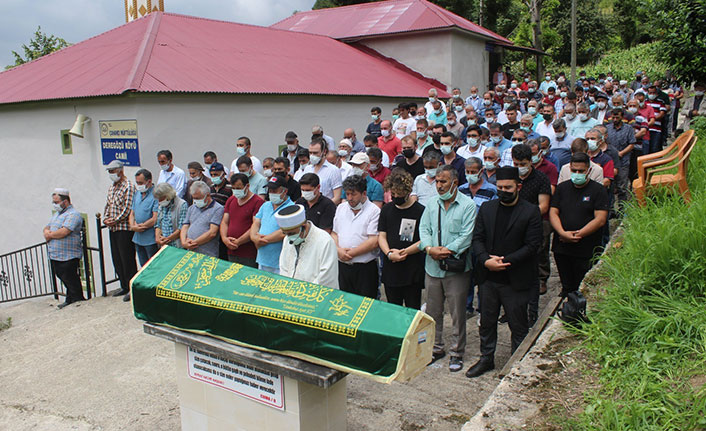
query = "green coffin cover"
(131, 246, 434, 383)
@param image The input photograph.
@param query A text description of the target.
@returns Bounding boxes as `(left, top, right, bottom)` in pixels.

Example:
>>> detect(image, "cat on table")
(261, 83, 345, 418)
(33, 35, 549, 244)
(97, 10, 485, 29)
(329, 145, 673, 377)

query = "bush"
(572, 117, 706, 430)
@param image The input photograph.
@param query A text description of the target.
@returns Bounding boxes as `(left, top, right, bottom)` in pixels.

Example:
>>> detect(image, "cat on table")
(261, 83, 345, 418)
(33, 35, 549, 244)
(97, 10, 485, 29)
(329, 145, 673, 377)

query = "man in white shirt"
(411, 151, 442, 206)
(156, 150, 187, 198)
(534, 104, 557, 141)
(229, 136, 262, 177)
(393, 102, 417, 139)
(304, 138, 343, 204)
(424, 88, 447, 114)
(327, 140, 353, 180)
(331, 175, 380, 298)
(202, 151, 229, 179)
(276, 204, 339, 289)
(457, 125, 486, 160)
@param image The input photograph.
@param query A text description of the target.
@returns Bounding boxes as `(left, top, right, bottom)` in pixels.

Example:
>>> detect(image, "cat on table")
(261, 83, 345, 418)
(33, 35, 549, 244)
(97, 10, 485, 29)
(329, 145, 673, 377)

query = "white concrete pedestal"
(144, 323, 348, 431)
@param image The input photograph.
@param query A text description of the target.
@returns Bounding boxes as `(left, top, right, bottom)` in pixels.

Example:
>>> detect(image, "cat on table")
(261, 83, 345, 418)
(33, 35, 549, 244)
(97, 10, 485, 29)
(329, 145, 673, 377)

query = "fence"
(0, 213, 119, 303)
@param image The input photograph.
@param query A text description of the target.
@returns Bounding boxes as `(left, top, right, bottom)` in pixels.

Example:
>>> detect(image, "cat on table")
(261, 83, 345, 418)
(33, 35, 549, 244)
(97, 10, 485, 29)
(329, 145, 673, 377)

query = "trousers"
(426, 271, 470, 359)
(553, 253, 593, 296)
(109, 230, 137, 292)
(338, 260, 379, 299)
(479, 280, 531, 360)
(51, 258, 85, 303)
(384, 283, 423, 310)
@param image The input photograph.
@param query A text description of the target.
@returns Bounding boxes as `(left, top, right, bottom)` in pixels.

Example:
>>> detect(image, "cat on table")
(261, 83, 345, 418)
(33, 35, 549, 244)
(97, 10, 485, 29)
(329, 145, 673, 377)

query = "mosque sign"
(99, 120, 141, 166)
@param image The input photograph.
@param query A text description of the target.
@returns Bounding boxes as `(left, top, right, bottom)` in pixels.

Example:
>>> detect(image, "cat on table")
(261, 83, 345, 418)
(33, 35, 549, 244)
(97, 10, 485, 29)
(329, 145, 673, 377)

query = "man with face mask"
(557, 138, 605, 185)
(342, 152, 384, 208)
(569, 102, 599, 138)
(419, 165, 476, 373)
(439, 131, 467, 185)
(184, 162, 213, 205)
(280, 131, 303, 175)
(534, 104, 557, 141)
(103, 160, 137, 298)
(221, 173, 263, 268)
(550, 152, 608, 297)
(457, 125, 486, 160)
(678, 81, 706, 131)
(180, 181, 224, 258)
(378, 120, 403, 160)
(329, 140, 353, 180)
(411, 150, 443, 206)
(295, 173, 336, 233)
(465, 86, 482, 112)
(549, 119, 578, 169)
(276, 204, 339, 289)
(459, 157, 498, 210)
(606, 108, 636, 209)
(203, 151, 229, 179)
(590, 93, 611, 123)
(482, 147, 501, 185)
(393, 102, 417, 139)
(415, 119, 434, 154)
(539, 73, 557, 94)
(487, 123, 513, 154)
(479, 92, 501, 118)
(367, 107, 383, 139)
(343, 128, 366, 154)
(156, 150, 187, 198)
(394, 135, 425, 178)
(45, 188, 85, 309)
(425, 88, 447, 114)
(154, 183, 187, 250)
(229, 136, 262, 177)
(363, 134, 391, 167)
(236, 156, 268, 199)
(467, 166, 542, 378)
(332, 175, 381, 298)
(250, 176, 294, 274)
(311, 125, 336, 152)
(208, 162, 233, 207)
(304, 139, 343, 204)
(129, 169, 159, 273)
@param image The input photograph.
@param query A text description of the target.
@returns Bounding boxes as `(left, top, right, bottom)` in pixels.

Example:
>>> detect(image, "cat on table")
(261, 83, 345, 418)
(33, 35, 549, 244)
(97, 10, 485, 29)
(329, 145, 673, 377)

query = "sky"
(0, 0, 316, 68)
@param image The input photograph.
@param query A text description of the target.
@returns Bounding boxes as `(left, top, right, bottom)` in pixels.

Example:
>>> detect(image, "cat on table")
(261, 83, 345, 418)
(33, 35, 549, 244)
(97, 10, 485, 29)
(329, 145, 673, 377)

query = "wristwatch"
(387, 251, 393, 258)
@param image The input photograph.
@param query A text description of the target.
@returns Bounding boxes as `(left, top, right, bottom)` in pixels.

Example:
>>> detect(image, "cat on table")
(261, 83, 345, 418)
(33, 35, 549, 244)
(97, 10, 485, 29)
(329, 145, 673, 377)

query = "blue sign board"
(100, 120, 141, 166)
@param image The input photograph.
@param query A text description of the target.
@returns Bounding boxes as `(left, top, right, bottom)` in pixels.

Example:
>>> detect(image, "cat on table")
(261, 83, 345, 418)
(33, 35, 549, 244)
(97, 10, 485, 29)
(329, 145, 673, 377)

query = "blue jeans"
(135, 243, 159, 267)
(649, 131, 662, 154)
(258, 264, 280, 275)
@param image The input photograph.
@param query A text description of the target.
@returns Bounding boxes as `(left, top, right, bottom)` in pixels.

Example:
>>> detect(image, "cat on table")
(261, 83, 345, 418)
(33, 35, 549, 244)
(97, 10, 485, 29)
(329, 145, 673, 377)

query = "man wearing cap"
(208, 162, 232, 207)
(296, 173, 337, 234)
(184, 162, 213, 205)
(311, 125, 336, 152)
(343, 153, 384, 208)
(281, 132, 303, 175)
(590, 93, 610, 123)
(467, 166, 542, 378)
(103, 160, 137, 298)
(276, 205, 339, 289)
(328, 141, 353, 181)
(157, 150, 187, 198)
(251, 176, 294, 274)
(44, 188, 85, 309)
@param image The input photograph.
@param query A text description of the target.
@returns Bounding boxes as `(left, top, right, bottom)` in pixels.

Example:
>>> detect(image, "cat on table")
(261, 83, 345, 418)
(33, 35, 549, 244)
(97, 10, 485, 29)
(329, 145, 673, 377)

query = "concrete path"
(0, 272, 559, 431)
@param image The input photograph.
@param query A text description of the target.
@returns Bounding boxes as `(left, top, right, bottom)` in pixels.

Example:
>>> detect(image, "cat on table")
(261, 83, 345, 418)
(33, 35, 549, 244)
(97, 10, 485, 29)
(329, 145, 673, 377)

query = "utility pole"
(570, 0, 576, 86)
(479, 0, 484, 27)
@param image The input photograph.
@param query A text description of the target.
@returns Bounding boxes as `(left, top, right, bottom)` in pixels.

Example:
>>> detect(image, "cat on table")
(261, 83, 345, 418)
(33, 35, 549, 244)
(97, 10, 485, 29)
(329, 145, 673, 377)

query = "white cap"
(275, 205, 306, 230)
(53, 188, 70, 196)
(350, 152, 370, 165)
(105, 160, 124, 170)
(339, 138, 353, 149)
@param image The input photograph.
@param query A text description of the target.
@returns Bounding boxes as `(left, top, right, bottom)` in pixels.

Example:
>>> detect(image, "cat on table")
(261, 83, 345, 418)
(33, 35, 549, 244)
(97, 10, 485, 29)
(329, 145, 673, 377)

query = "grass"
(562, 117, 706, 430)
(0, 317, 11, 332)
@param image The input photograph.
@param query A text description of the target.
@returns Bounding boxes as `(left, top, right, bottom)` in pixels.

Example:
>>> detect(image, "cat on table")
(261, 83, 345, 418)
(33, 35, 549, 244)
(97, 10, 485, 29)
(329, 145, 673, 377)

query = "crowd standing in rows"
(46, 71, 705, 377)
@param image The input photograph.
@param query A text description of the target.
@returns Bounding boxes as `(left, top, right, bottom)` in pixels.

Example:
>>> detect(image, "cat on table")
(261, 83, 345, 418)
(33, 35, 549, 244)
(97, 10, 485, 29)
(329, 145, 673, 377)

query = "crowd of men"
(45, 69, 705, 378)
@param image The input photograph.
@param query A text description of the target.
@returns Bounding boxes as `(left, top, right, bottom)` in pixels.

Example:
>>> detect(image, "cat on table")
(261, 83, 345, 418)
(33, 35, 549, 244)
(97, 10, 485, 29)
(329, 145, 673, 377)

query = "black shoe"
(122, 293, 131, 302)
(112, 289, 129, 297)
(428, 351, 446, 365)
(57, 301, 71, 309)
(465, 359, 495, 378)
(449, 356, 464, 372)
(498, 314, 508, 324)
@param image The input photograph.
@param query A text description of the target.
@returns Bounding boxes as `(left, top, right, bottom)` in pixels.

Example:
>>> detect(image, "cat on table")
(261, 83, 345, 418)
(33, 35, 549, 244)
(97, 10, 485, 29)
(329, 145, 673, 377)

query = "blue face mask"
(392, 114, 399, 121)
(570, 172, 588, 186)
(438, 185, 457, 201)
(466, 173, 480, 184)
(425, 168, 437, 178)
(211, 176, 223, 185)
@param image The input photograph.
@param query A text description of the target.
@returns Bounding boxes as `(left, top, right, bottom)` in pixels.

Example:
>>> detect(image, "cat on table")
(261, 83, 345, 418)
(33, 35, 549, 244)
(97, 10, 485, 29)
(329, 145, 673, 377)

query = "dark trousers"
(538, 220, 552, 283)
(648, 131, 663, 154)
(227, 255, 257, 268)
(51, 258, 85, 303)
(338, 260, 379, 299)
(109, 230, 137, 292)
(384, 283, 423, 310)
(479, 280, 531, 360)
(553, 253, 592, 296)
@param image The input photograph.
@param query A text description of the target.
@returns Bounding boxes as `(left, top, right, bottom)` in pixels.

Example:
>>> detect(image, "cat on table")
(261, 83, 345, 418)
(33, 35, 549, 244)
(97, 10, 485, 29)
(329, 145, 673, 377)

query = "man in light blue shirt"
(412, 151, 442, 206)
(130, 169, 159, 267)
(539, 73, 557, 94)
(418, 165, 476, 373)
(251, 176, 294, 274)
(236, 156, 268, 198)
(487, 122, 513, 155)
(342, 153, 384, 207)
(156, 150, 187, 198)
(427, 100, 447, 126)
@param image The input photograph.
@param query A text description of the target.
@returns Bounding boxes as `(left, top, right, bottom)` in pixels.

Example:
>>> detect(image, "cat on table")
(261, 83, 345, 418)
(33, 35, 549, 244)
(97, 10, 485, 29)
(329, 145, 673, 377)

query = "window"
(61, 129, 72, 155)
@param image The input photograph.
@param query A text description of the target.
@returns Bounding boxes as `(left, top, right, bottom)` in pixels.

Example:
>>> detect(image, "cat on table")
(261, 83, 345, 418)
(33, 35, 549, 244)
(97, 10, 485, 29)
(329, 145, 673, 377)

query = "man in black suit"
(466, 166, 543, 378)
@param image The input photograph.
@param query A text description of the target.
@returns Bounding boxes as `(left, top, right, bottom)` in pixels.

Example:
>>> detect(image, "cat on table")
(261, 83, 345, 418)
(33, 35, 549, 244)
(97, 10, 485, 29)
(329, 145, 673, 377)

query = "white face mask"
(349, 199, 364, 211)
(52, 202, 63, 212)
(579, 113, 589, 122)
(233, 188, 247, 199)
(287, 144, 297, 152)
(518, 166, 530, 176)
(309, 155, 322, 165)
(381, 129, 390, 137)
(301, 190, 316, 201)
(236, 147, 247, 156)
(158, 199, 170, 207)
(160, 164, 170, 171)
(109, 173, 120, 183)
(193, 198, 207, 208)
(338, 149, 349, 158)
(263, 169, 273, 178)
(136, 183, 148, 193)
(351, 167, 365, 177)
(269, 193, 284, 205)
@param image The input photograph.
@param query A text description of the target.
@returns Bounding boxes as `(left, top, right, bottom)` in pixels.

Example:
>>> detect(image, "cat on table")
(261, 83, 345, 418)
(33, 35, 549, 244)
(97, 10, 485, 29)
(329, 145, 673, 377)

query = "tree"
(10, 26, 69, 67)
(652, 0, 706, 83)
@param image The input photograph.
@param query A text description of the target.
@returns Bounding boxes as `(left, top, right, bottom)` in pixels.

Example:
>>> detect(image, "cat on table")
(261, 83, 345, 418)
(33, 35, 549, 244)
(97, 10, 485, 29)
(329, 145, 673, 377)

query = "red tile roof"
(271, 0, 511, 44)
(0, 12, 448, 105)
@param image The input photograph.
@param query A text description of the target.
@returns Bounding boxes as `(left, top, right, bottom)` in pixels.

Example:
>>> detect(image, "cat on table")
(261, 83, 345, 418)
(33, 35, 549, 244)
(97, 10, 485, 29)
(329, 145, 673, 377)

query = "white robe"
(279, 223, 339, 289)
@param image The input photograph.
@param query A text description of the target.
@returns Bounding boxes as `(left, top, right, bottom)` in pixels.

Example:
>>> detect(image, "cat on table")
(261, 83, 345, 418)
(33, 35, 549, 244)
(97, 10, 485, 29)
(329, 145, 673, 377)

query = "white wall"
(361, 30, 490, 94)
(0, 93, 414, 255)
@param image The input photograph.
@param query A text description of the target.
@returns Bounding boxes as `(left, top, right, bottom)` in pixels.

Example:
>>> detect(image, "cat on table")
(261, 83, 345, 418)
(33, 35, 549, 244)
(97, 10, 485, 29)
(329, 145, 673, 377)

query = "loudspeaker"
(68, 114, 90, 138)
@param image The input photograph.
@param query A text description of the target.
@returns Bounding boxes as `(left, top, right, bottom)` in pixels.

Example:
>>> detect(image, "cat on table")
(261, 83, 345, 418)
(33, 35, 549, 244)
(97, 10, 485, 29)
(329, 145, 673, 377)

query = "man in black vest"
(466, 166, 543, 378)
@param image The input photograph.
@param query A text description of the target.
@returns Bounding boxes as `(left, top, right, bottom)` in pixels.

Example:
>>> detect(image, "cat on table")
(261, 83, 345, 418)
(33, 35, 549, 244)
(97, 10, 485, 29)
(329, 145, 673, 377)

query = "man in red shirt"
(220, 172, 264, 268)
(378, 120, 402, 161)
(367, 147, 391, 186)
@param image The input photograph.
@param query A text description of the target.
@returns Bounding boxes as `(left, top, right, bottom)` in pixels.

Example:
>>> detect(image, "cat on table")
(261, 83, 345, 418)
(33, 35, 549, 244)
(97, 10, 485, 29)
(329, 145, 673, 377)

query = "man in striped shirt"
(646, 85, 667, 154)
(103, 160, 137, 298)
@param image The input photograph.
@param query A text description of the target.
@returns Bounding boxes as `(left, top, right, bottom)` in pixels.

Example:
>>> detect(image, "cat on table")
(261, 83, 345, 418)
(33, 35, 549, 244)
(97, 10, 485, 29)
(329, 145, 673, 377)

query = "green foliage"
(9, 26, 69, 68)
(652, 0, 706, 83)
(0, 317, 11, 332)
(571, 116, 706, 430)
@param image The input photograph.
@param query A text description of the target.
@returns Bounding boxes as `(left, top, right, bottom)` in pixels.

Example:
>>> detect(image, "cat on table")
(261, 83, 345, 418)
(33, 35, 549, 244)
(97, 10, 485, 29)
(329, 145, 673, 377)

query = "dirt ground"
(0, 271, 560, 431)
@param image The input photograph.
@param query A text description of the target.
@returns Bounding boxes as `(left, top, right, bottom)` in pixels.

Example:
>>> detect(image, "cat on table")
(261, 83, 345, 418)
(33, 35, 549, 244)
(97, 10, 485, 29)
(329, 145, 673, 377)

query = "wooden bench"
(633, 130, 698, 206)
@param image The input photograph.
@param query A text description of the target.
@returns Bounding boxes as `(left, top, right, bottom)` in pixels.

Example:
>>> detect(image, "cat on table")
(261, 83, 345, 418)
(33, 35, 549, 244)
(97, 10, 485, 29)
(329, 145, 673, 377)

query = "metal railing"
(0, 213, 119, 303)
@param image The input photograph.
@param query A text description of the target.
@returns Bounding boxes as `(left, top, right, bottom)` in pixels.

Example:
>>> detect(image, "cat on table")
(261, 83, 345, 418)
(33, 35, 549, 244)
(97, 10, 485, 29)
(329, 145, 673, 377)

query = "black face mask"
(432, 134, 441, 145)
(542, 113, 553, 121)
(392, 196, 407, 206)
(497, 190, 517, 204)
(402, 149, 415, 159)
(410, 109, 417, 116)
